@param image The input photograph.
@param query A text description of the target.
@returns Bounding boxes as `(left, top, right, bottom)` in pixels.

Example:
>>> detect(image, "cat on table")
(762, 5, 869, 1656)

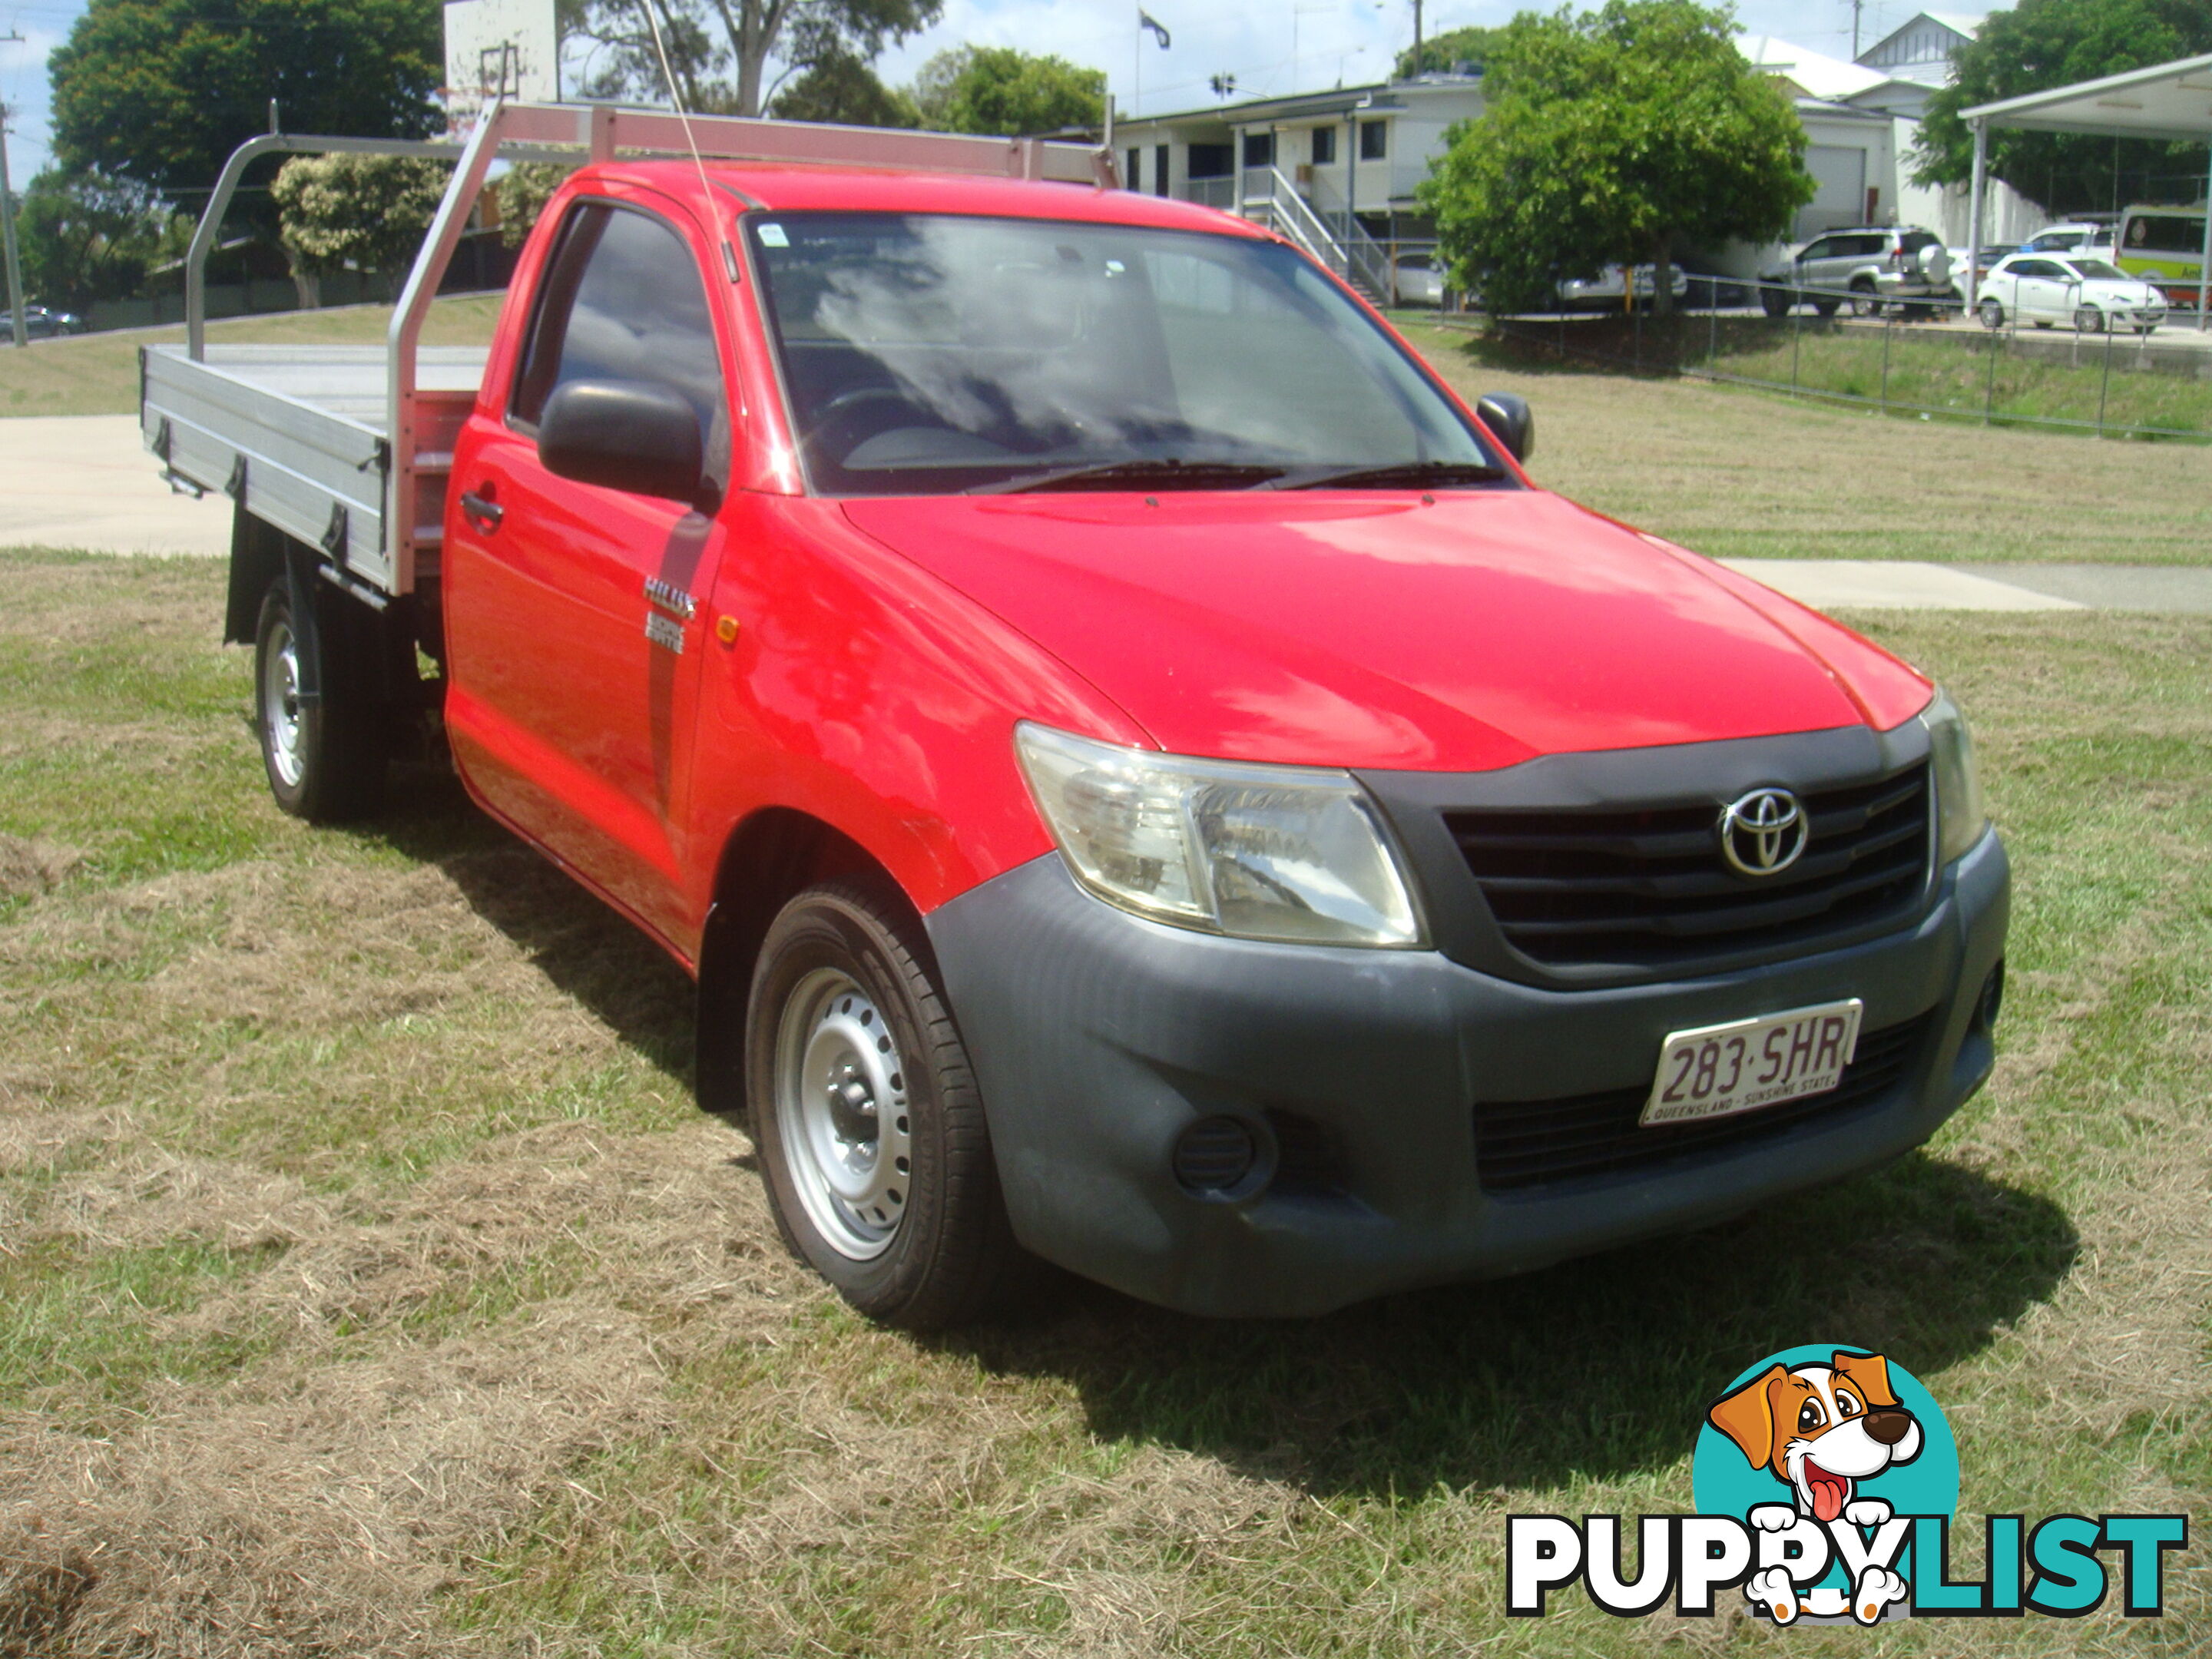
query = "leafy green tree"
(1914, 0, 2212, 215)
(48, 0, 442, 207)
(271, 154, 449, 302)
(1416, 0, 1812, 316)
(769, 45, 920, 125)
(1395, 25, 1502, 78)
(494, 163, 578, 250)
(571, 0, 940, 118)
(15, 167, 186, 306)
(909, 45, 1104, 135)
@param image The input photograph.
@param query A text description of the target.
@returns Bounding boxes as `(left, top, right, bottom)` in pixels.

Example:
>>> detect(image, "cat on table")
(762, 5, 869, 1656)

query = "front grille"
(1475, 1012, 1932, 1192)
(1446, 766, 1930, 974)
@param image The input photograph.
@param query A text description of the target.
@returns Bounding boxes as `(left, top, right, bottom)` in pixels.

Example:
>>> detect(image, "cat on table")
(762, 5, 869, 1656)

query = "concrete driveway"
(0, 415, 233, 556)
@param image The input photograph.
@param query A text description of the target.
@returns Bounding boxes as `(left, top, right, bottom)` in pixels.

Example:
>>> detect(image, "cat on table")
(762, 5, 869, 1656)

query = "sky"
(0, 0, 1999, 187)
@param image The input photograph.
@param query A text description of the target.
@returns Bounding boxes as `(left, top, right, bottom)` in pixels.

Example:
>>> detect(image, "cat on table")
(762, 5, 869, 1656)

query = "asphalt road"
(5, 416, 2210, 613)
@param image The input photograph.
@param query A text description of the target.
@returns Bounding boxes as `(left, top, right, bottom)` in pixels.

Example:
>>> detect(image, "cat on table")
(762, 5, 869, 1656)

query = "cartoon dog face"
(1707, 1351, 1923, 1522)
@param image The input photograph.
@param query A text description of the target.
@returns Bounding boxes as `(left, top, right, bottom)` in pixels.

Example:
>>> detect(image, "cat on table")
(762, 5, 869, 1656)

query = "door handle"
(461, 489, 504, 533)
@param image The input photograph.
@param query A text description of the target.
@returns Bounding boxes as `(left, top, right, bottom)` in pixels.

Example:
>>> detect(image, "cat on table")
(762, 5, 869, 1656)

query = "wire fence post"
(1707, 294, 1717, 373)
(1791, 294, 1801, 392)
(1984, 321, 1998, 425)
(2098, 324, 2114, 436)
(1880, 313, 1893, 412)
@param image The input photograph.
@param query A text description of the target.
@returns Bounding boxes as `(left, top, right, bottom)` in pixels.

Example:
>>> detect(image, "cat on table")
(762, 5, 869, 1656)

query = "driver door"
(445, 193, 735, 948)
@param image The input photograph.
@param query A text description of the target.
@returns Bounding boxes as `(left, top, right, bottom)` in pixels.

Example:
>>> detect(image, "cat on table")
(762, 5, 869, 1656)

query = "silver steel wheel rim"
(773, 967, 912, 1261)
(263, 618, 306, 789)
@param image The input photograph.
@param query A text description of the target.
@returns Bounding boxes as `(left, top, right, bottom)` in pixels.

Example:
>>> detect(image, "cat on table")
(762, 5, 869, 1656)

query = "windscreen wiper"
(972, 458, 1286, 494)
(1281, 460, 1510, 490)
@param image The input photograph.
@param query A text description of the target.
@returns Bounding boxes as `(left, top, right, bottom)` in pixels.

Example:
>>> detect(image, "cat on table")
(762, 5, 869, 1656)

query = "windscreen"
(747, 212, 1505, 495)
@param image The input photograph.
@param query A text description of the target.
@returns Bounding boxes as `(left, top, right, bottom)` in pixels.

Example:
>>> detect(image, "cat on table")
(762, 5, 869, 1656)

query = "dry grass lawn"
(1401, 319, 2212, 566)
(0, 555, 2207, 1656)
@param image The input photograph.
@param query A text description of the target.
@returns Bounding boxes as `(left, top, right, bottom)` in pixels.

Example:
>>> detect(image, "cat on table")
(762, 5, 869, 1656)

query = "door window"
(510, 200, 727, 452)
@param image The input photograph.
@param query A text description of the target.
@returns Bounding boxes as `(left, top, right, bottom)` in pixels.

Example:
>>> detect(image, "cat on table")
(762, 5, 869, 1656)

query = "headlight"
(1922, 688, 1987, 865)
(1014, 723, 1426, 948)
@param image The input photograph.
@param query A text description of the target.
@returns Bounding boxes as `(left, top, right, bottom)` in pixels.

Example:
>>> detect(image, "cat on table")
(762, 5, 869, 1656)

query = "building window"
(1311, 126, 1336, 166)
(1187, 142, 1233, 178)
(1155, 143, 1170, 197)
(1242, 131, 1275, 169)
(1359, 120, 1387, 161)
(1126, 147, 1141, 190)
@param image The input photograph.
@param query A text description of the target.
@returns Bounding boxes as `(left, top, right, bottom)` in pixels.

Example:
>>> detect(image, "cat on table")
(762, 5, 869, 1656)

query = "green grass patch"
(0, 558, 2206, 1654)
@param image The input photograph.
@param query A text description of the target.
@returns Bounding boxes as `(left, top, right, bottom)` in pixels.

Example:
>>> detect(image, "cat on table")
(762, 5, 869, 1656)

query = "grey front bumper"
(927, 832, 2008, 1319)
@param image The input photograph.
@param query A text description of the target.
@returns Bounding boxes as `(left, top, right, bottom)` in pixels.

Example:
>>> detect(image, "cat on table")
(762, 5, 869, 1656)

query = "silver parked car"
(1555, 263, 1690, 310)
(1759, 227, 1952, 317)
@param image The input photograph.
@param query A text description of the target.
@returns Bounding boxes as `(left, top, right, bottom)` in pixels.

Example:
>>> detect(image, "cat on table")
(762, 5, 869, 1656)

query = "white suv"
(1759, 227, 1953, 317)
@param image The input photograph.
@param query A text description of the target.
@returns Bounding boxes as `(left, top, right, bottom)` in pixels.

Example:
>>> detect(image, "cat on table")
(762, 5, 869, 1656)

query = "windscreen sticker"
(756, 223, 789, 248)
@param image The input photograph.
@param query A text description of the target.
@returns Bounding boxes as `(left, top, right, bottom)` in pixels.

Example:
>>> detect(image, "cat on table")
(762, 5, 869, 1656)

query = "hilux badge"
(1720, 788, 1807, 876)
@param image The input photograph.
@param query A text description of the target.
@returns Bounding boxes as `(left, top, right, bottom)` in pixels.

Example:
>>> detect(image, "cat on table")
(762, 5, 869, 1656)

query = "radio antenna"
(638, 0, 728, 269)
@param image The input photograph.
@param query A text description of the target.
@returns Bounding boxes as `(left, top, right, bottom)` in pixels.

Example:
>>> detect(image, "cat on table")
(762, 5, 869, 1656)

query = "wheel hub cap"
(774, 969, 912, 1260)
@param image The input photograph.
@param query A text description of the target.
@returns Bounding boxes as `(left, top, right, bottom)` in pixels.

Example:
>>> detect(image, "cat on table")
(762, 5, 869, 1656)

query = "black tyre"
(1979, 297, 2005, 330)
(747, 878, 1041, 1329)
(1812, 296, 1840, 319)
(1848, 280, 1881, 318)
(1759, 287, 1790, 319)
(253, 579, 387, 822)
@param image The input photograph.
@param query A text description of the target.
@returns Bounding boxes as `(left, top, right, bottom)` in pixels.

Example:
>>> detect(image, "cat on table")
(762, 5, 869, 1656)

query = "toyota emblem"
(1719, 787, 1808, 876)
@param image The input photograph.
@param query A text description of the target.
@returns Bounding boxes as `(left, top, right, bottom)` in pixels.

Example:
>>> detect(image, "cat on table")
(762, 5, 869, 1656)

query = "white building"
(1108, 74, 1485, 296)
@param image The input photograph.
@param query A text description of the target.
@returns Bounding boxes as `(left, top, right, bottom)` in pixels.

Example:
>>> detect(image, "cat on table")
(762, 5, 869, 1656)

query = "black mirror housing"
(1475, 391, 1534, 464)
(538, 379, 706, 505)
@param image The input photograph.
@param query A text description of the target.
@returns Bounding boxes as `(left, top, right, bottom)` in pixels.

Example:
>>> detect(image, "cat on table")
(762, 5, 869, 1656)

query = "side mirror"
(538, 379, 705, 505)
(1476, 391, 1534, 463)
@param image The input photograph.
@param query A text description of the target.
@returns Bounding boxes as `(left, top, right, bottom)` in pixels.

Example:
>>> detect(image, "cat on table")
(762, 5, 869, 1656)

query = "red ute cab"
(189, 145, 2008, 1326)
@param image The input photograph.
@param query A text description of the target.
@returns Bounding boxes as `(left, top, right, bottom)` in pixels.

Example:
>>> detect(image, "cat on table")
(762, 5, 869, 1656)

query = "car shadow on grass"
(949, 1153, 2075, 1499)
(342, 760, 698, 1083)
(336, 767, 2075, 1502)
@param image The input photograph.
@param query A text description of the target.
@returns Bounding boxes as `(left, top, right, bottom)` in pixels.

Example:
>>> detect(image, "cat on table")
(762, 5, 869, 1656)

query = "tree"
(909, 45, 1104, 135)
(15, 167, 186, 307)
(1416, 1, 1813, 316)
(1913, 0, 2212, 216)
(494, 164, 578, 250)
(769, 45, 920, 125)
(570, 0, 941, 119)
(48, 0, 442, 208)
(271, 154, 449, 303)
(1395, 25, 1502, 79)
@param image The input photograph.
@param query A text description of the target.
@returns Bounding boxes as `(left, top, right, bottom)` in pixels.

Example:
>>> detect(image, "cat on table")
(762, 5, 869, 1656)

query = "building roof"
(1737, 35, 1889, 101)
(1113, 75, 1477, 131)
(1962, 50, 2212, 141)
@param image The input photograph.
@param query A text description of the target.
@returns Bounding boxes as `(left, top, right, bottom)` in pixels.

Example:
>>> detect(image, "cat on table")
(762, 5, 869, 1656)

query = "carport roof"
(1961, 51, 2212, 141)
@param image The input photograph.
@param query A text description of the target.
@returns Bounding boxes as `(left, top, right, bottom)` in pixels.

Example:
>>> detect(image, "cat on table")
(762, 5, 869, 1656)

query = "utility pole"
(1412, 0, 1424, 75)
(0, 81, 27, 350)
(1849, 0, 1864, 59)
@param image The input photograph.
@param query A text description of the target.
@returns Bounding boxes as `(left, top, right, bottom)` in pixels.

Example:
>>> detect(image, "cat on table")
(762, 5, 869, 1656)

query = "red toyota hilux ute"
(209, 157, 2009, 1327)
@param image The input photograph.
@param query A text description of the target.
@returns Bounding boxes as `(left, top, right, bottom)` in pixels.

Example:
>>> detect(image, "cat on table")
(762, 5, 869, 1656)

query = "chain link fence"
(1432, 276, 2212, 443)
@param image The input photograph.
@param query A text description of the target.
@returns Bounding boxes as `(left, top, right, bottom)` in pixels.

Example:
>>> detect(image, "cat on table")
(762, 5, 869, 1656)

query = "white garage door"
(1800, 145, 1868, 237)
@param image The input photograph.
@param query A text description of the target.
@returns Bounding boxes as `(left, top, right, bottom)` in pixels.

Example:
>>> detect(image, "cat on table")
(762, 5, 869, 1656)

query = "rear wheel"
(1979, 297, 2005, 329)
(747, 878, 1042, 1329)
(2074, 305, 2104, 333)
(1848, 279, 1881, 318)
(253, 580, 386, 822)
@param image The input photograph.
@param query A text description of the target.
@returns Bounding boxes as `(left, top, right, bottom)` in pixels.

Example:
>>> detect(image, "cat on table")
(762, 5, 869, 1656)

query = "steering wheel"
(803, 386, 950, 462)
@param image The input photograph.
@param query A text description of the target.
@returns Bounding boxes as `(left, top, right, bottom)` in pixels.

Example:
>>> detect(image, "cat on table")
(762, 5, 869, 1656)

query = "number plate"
(1641, 998, 1864, 1128)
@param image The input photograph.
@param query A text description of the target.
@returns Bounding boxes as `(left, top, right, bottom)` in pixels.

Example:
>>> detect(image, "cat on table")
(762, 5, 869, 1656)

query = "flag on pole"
(1138, 9, 1171, 48)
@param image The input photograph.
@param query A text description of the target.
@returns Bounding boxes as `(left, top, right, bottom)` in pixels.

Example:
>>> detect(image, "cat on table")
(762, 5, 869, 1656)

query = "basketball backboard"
(444, 0, 560, 130)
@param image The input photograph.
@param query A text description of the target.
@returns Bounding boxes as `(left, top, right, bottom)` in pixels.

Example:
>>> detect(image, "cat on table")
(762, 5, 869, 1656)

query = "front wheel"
(747, 879, 1042, 1329)
(1849, 281, 1881, 318)
(1759, 287, 1790, 319)
(253, 580, 386, 822)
